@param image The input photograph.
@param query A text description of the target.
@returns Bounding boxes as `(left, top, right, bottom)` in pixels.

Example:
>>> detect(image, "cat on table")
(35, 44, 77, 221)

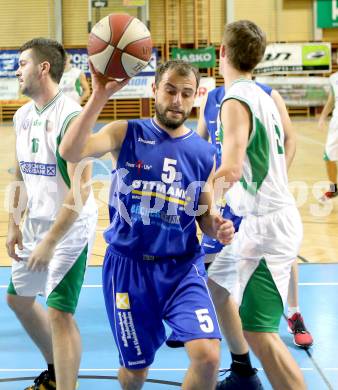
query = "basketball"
(88, 13, 152, 79)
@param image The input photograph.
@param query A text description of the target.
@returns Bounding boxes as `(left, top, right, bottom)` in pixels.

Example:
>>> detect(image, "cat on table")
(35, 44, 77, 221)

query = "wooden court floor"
(0, 118, 337, 266)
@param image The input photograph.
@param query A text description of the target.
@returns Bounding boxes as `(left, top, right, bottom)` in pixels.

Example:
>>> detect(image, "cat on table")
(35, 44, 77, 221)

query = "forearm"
(319, 100, 334, 121)
(198, 213, 217, 238)
(284, 138, 296, 171)
(8, 180, 27, 227)
(43, 186, 91, 246)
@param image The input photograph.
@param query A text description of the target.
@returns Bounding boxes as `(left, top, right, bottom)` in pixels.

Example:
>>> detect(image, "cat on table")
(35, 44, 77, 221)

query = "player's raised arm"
(59, 65, 130, 163)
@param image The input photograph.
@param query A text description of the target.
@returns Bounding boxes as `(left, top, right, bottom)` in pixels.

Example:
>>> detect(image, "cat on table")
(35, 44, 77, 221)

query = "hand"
(6, 225, 23, 262)
(89, 61, 131, 101)
(214, 215, 235, 245)
(27, 239, 56, 272)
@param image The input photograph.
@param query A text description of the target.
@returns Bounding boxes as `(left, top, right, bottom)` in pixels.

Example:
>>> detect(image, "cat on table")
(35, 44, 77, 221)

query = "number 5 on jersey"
(161, 158, 177, 184)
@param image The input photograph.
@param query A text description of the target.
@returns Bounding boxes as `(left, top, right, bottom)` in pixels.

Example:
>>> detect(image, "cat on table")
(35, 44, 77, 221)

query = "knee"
(119, 367, 148, 390)
(48, 307, 73, 326)
(190, 341, 220, 375)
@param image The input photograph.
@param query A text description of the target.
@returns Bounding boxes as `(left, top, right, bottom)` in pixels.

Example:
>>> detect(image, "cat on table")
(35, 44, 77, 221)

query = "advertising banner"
(255, 76, 330, 107)
(0, 50, 19, 78)
(193, 77, 216, 107)
(316, 0, 338, 28)
(172, 47, 216, 68)
(254, 43, 331, 75)
(0, 78, 19, 99)
(109, 76, 155, 99)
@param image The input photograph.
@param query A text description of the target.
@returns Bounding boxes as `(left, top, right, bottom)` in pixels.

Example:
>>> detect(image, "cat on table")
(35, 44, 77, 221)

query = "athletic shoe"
(287, 312, 313, 348)
(319, 190, 338, 203)
(216, 368, 264, 389)
(24, 370, 56, 390)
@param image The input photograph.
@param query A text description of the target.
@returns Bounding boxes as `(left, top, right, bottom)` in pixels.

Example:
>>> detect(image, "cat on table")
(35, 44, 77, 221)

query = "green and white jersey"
(14, 91, 97, 221)
(59, 67, 83, 103)
(329, 71, 338, 118)
(220, 79, 295, 216)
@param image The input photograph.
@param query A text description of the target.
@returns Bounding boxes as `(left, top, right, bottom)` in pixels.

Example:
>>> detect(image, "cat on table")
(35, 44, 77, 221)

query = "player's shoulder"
(57, 93, 82, 114)
(14, 100, 34, 122)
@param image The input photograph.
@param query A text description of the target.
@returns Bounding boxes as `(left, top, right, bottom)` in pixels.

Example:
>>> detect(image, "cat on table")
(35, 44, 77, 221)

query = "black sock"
(230, 352, 256, 377)
(48, 364, 56, 381)
(329, 183, 337, 193)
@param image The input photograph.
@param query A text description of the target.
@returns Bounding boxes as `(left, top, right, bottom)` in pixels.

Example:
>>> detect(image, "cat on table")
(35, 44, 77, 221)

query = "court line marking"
(2, 367, 337, 372)
(1, 282, 338, 289)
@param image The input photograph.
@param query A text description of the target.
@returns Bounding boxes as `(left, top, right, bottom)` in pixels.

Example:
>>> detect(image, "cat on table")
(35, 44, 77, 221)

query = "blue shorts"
(102, 247, 221, 369)
(201, 205, 242, 255)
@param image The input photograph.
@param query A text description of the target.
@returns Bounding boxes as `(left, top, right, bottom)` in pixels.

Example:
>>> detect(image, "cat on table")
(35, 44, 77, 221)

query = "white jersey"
(220, 79, 295, 216)
(329, 72, 338, 118)
(14, 91, 97, 221)
(59, 67, 82, 103)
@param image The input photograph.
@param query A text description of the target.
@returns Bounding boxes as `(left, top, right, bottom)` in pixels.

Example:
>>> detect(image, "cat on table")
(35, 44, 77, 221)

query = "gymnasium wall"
(0, 0, 332, 48)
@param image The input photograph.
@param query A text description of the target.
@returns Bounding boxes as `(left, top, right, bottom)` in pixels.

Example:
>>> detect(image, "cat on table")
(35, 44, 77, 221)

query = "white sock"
(288, 306, 300, 318)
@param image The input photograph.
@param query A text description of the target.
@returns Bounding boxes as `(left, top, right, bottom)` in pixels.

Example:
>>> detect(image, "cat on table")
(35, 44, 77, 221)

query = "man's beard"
(155, 103, 190, 130)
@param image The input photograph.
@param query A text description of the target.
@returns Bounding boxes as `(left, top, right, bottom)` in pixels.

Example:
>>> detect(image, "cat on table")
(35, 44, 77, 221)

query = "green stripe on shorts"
(47, 244, 88, 314)
(239, 258, 283, 333)
(7, 277, 17, 295)
(323, 151, 330, 161)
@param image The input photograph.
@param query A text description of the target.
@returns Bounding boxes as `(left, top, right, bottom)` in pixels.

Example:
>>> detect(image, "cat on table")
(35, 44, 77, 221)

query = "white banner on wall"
(256, 76, 330, 107)
(193, 77, 216, 107)
(0, 78, 19, 99)
(109, 76, 155, 99)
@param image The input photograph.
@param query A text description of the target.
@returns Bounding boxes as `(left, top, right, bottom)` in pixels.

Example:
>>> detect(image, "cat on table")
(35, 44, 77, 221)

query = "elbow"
(59, 144, 81, 163)
(216, 165, 242, 185)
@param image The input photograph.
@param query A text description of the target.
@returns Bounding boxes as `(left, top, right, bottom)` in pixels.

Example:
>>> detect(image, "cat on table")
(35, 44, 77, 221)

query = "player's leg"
(7, 219, 56, 389)
(244, 331, 305, 390)
(6, 293, 54, 364)
(321, 122, 338, 201)
(184, 338, 220, 390)
(118, 367, 149, 390)
(165, 255, 221, 390)
(46, 216, 97, 390)
(102, 250, 169, 389)
(208, 245, 263, 389)
(240, 258, 305, 390)
(287, 260, 313, 348)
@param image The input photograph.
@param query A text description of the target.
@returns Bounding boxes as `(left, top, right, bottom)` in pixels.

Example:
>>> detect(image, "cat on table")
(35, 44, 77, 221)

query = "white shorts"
(325, 117, 338, 161)
(207, 242, 239, 295)
(9, 212, 97, 313)
(212, 205, 303, 332)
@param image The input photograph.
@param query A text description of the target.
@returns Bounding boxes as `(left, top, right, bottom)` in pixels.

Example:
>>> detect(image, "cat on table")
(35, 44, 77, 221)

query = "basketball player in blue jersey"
(213, 20, 306, 390)
(60, 60, 235, 390)
(198, 84, 312, 389)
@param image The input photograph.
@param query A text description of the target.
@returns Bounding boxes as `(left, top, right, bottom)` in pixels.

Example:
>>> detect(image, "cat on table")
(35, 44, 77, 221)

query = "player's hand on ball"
(215, 215, 234, 245)
(89, 61, 130, 100)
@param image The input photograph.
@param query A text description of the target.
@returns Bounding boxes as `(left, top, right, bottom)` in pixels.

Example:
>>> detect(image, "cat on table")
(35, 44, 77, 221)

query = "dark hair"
(222, 20, 266, 72)
(155, 59, 200, 90)
(19, 38, 66, 83)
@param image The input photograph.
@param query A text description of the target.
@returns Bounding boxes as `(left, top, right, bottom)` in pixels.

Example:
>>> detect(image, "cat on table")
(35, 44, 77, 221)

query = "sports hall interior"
(0, 1, 337, 389)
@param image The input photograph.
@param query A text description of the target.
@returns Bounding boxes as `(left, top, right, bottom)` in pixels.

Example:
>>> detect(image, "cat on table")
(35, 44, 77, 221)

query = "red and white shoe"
(287, 312, 313, 348)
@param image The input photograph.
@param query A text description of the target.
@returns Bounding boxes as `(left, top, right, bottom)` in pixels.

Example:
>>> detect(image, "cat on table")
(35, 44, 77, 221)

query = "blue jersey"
(204, 83, 272, 168)
(104, 118, 216, 258)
